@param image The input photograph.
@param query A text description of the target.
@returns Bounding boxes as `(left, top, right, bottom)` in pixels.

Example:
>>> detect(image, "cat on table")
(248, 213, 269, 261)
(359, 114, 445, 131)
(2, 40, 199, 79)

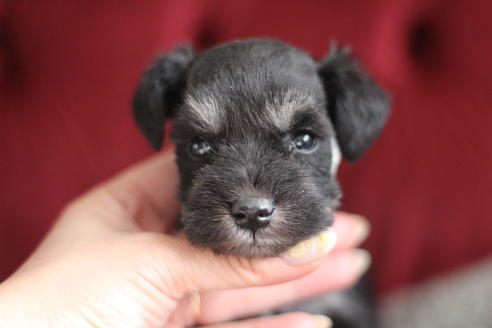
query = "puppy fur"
(133, 38, 389, 327)
(133, 38, 388, 257)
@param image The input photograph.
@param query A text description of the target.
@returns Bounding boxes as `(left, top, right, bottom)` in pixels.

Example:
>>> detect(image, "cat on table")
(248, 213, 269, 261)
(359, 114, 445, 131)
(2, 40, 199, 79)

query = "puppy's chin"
(181, 207, 333, 257)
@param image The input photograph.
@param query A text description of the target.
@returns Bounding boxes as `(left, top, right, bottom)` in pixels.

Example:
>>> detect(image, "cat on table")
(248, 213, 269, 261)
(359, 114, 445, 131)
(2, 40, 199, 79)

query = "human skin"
(0, 151, 370, 328)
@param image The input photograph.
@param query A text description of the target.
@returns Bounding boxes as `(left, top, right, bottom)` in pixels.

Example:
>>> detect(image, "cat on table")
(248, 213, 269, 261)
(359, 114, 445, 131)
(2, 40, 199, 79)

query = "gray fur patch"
(330, 138, 342, 176)
(184, 94, 224, 132)
(266, 89, 319, 130)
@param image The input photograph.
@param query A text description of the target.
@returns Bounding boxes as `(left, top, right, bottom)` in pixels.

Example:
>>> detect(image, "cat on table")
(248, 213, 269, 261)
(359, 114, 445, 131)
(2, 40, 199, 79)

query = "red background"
(1, 0, 491, 298)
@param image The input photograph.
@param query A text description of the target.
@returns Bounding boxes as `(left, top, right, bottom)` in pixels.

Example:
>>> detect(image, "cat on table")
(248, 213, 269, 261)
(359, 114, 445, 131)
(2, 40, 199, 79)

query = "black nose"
(231, 197, 274, 230)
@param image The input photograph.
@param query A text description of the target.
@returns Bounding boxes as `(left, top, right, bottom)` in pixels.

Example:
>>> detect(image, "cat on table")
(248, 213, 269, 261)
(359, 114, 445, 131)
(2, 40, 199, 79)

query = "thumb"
(144, 229, 337, 299)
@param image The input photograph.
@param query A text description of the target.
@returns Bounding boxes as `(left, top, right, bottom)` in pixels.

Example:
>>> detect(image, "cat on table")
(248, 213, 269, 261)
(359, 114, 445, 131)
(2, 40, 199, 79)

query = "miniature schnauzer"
(132, 38, 389, 327)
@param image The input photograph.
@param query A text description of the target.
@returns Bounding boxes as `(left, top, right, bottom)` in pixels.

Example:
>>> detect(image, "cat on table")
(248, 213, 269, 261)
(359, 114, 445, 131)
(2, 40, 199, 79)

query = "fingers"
(202, 313, 332, 328)
(146, 213, 368, 298)
(145, 228, 337, 300)
(197, 249, 369, 324)
(195, 213, 370, 324)
(331, 212, 370, 250)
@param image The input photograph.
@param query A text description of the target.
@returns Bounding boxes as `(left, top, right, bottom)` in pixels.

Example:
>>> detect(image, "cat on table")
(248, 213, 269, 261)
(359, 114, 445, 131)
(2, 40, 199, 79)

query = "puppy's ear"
(318, 44, 389, 161)
(133, 45, 195, 150)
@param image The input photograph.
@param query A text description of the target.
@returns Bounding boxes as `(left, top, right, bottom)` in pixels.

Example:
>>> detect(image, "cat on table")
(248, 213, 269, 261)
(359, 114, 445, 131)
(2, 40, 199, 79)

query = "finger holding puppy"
(165, 213, 370, 326)
(193, 215, 371, 325)
(199, 312, 332, 328)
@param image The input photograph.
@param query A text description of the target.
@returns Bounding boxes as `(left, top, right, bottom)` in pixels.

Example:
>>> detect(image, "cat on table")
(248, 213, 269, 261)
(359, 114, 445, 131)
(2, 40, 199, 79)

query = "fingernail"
(282, 229, 337, 266)
(312, 314, 333, 328)
(353, 249, 372, 276)
(353, 215, 370, 244)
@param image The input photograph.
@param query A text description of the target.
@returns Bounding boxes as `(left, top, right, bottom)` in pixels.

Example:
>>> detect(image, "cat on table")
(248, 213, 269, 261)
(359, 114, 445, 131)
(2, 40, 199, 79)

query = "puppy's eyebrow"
(266, 89, 321, 130)
(291, 109, 323, 130)
(184, 94, 224, 133)
(171, 117, 217, 144)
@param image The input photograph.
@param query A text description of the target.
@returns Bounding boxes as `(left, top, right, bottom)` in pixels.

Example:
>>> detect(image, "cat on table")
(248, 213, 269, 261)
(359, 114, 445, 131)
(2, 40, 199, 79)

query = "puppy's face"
(133, 39, 389, 257)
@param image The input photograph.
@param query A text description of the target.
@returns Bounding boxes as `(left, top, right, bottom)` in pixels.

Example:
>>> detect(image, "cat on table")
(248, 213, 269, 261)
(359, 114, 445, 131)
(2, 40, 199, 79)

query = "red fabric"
(1, 0, 491, 298)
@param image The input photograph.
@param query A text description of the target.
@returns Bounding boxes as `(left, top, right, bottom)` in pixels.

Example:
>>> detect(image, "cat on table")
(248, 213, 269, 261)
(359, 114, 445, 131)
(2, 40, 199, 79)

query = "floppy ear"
(318, 44, 389, 161)
(133, 45, 195, 150)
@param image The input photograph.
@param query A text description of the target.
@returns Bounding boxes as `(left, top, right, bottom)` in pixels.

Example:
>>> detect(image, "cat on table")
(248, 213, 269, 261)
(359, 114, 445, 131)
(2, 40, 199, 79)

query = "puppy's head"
(133, 39, 389, 257)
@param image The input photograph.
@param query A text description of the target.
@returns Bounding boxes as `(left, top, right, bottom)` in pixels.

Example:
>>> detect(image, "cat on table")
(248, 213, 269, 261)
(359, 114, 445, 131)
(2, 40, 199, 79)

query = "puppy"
(133, 38, 389, 327)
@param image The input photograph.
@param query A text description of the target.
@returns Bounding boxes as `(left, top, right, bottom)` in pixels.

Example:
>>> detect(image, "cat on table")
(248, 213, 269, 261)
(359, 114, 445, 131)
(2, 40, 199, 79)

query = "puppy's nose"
(231, 197, 274, 230)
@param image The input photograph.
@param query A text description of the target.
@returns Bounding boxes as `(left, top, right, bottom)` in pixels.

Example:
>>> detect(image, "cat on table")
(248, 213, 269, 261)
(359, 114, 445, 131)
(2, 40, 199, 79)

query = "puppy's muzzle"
(231, 197, 274, 231)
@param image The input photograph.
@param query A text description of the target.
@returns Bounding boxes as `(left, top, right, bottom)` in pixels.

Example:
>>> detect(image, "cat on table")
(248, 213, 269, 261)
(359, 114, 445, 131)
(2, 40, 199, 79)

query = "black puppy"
(133, 39, 389, 327)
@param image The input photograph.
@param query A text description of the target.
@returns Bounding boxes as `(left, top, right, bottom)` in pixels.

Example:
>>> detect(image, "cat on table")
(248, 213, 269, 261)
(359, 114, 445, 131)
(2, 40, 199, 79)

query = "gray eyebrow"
(183, 94, 224, 133)
(265, 89, 320, 130)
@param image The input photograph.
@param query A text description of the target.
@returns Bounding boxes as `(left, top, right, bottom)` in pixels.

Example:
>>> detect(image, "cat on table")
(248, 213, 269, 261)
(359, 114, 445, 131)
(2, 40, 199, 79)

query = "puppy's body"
(133, 39, 389, 327)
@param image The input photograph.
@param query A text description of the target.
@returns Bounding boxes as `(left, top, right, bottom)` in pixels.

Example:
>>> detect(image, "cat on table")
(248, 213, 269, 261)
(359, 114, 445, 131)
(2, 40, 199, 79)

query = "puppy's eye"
(190, 139, 212, 156)
(292, 132, 317, 152)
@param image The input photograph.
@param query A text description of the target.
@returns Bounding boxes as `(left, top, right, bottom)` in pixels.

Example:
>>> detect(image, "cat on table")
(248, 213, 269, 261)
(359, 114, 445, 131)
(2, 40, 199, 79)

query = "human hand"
(0, 151, 371, 328)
